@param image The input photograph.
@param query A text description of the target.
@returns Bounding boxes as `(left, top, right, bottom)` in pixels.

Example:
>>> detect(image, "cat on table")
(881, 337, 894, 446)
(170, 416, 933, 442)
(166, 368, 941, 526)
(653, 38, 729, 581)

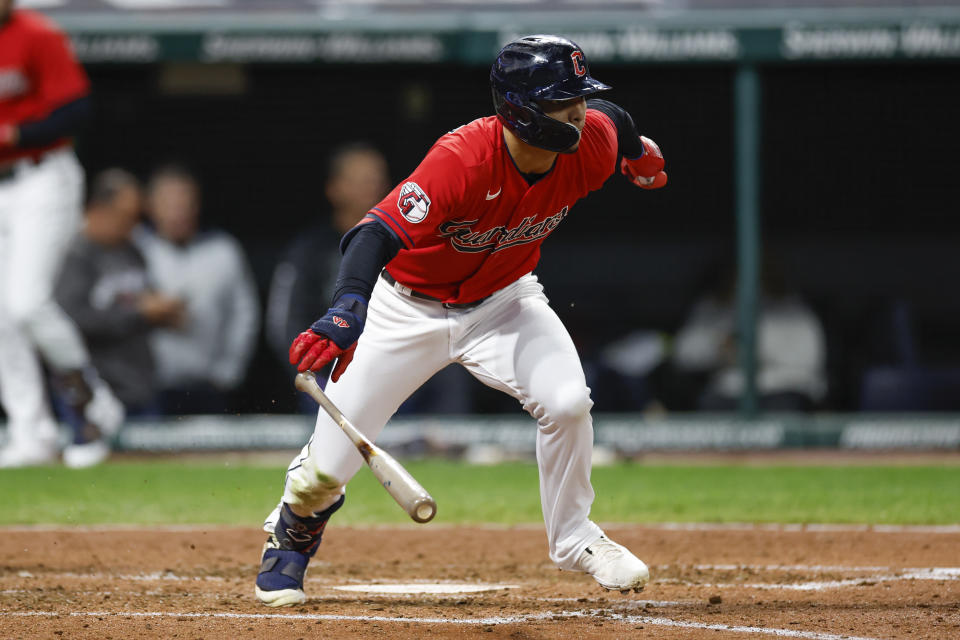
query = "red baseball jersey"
(0, 9, 89, 163)
(365, 109, 618, 304)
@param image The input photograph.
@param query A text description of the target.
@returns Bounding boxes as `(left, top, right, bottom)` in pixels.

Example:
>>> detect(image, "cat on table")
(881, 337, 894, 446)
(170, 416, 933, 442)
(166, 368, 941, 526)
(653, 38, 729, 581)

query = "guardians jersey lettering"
(438, 206, 569, 254)
(357, 110, 618, 303)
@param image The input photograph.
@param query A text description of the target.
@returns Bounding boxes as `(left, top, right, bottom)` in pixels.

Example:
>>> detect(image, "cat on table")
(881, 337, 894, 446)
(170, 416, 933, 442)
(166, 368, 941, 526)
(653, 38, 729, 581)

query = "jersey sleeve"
(358, 143, 467, 250)
(587, 98, 644, 158)
(27, 24, 90, 114)
(577, 108, 620, 191)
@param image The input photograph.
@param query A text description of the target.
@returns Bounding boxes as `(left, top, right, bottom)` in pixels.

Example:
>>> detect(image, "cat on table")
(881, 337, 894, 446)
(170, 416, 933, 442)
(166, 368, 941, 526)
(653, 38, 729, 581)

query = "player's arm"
(587, 98, 667, 190)
(0, 24, 91, 149)
(288, 222, 402, 380)
(290, 144, 461, 380)
(0, 95, 92, 149)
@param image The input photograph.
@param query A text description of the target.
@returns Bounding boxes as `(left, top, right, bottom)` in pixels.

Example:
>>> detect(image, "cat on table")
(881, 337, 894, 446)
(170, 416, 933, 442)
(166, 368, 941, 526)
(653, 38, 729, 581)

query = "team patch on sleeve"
(397, 181, 431, 223)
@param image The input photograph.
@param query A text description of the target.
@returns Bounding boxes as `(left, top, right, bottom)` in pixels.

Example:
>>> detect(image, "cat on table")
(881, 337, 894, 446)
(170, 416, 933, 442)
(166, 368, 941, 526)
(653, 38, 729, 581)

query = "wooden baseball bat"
(294, 371, 437, 523)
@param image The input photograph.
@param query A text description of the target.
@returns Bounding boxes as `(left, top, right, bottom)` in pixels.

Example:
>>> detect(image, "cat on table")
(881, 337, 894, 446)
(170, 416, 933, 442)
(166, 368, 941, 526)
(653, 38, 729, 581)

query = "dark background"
(76, 61, 960, 412)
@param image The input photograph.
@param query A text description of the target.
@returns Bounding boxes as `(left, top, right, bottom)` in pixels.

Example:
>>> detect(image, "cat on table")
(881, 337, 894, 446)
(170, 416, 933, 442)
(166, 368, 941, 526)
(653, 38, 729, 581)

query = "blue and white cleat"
(255, 547, 312, 607)
(255, 496, 344, 607)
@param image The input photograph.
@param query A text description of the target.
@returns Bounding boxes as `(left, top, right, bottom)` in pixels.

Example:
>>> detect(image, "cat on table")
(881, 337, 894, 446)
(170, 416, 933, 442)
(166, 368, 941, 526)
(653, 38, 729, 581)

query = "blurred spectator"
(55, 169, 185, 417)
(266, 142, 474, 414)
(0, 0, 124, 468)
(134, 164, 260, 414)
(857, 299, 960, 411)
(657, 256, 827, 412)
(587, 330, 667, 412)
(266, 143, 390, 367)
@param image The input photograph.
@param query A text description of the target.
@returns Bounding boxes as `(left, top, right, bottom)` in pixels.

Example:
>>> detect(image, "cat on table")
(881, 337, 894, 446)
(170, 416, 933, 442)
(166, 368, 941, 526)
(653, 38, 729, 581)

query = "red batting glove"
(621, 135, 667, 190)
(330, 343, 357, 383)
(289, 330, 357, 382)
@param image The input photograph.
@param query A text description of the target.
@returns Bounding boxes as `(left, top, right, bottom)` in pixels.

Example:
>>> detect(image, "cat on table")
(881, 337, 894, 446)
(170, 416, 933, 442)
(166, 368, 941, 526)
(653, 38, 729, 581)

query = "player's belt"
(380, 271, 489, 309)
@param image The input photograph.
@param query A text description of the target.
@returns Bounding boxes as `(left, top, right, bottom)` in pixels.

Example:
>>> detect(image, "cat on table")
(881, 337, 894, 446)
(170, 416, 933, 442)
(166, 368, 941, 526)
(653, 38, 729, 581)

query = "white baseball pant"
(277, 273, 603, 570)
(0, 149, 90, 448)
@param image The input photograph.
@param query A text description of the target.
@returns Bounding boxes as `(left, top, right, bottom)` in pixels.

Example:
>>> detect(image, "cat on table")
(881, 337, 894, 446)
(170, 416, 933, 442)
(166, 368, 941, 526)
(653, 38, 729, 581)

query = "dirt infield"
(1, 525, 958, 639)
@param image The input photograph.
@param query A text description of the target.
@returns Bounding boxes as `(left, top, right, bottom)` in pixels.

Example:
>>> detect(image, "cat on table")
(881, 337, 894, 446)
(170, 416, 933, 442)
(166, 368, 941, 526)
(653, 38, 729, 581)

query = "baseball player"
(256, 35, 668, 606)
(0, 0, 124, 468)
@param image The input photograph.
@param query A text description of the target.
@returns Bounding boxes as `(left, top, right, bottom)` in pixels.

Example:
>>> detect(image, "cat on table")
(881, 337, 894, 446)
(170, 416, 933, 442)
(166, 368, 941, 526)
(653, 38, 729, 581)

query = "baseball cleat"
(63, 439, 110, 469)
(576, 535, 649, 593)
(255, 546, 309, 607)
(255, 496, 344, 607)
(59, 377, 125, 469)
(84, 381, 125, 438)
(0, 439, 59, 468)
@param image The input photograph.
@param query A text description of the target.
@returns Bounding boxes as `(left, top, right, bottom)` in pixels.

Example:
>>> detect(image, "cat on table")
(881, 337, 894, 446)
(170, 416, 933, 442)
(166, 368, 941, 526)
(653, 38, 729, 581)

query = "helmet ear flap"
(493, 87, 533, 130)
(506, 91, 537, 126)
(504, 91, 524, 109)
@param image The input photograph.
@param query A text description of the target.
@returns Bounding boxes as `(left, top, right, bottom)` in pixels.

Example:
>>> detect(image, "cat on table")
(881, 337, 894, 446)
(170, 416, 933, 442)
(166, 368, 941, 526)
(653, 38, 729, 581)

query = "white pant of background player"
(0, 149, 99, 464)
(271, 273, 617, 572)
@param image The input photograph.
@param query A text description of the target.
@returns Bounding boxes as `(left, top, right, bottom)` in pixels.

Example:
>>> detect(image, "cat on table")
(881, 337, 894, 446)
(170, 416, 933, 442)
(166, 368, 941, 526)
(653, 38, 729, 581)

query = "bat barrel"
(410, 497, 437, 523)
(295, 371, 438, 524)
(368, 452, 437, 523)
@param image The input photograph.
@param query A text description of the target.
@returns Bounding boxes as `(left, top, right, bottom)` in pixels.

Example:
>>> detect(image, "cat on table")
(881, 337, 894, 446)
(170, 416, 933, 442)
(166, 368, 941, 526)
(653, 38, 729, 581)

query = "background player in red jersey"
(255, 35, 667, 606)
(0, 0, 124, 468)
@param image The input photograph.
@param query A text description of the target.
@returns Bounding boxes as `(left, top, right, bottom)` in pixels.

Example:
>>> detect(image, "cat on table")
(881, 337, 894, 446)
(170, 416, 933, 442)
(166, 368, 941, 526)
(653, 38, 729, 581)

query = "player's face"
(326, 151, 390, 221)
(111, 184, 144, 239)
(90, 184, 142, 245)
(0, 0, 13, 22)
(148, 176, 200, 244)
(538, 97, 587, 152)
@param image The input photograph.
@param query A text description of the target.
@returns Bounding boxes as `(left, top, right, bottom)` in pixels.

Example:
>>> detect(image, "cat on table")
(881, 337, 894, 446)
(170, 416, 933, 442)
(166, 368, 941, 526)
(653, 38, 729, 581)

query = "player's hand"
(137, 292, 187, 328)
(621, 135, 667, 190)
(289, 295, 367, 380)
(0, 124, 18, 148)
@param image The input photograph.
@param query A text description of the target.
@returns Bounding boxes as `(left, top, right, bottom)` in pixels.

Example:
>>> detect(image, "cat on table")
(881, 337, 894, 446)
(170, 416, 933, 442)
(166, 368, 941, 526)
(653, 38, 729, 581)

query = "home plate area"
(1, 525, 957, 639)
(330, 582, 519, 594)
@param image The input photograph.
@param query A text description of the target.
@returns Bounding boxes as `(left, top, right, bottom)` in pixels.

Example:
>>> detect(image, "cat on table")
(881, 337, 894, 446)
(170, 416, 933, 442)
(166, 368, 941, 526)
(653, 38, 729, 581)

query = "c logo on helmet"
(571, 51, 586, 77)
(397, 181, 431, 223)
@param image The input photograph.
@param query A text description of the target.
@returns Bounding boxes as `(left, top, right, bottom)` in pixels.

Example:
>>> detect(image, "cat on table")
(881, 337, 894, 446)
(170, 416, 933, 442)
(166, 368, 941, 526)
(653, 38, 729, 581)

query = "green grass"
(0, 460, 957, 526)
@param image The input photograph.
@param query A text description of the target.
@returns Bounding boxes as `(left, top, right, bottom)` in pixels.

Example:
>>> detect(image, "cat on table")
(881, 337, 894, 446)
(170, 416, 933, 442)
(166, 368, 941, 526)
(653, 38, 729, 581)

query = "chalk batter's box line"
(0, 610, 883, 640)
(656, 567, 960, 591)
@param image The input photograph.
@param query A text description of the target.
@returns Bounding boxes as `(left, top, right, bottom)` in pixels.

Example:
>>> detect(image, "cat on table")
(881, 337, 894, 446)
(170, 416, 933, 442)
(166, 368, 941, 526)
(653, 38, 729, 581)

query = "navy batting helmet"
(491, 35, 611, 153)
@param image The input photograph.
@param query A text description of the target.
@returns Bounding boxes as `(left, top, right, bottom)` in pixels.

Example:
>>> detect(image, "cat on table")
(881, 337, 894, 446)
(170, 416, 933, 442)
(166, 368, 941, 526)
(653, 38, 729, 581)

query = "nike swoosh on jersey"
(485, 188, 502, 200)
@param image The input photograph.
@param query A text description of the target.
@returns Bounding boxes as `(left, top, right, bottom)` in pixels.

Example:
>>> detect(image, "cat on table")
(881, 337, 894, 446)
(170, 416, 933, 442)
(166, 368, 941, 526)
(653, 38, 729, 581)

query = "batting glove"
(289, 294, 367, 381)
(621, 135, 667, 190)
